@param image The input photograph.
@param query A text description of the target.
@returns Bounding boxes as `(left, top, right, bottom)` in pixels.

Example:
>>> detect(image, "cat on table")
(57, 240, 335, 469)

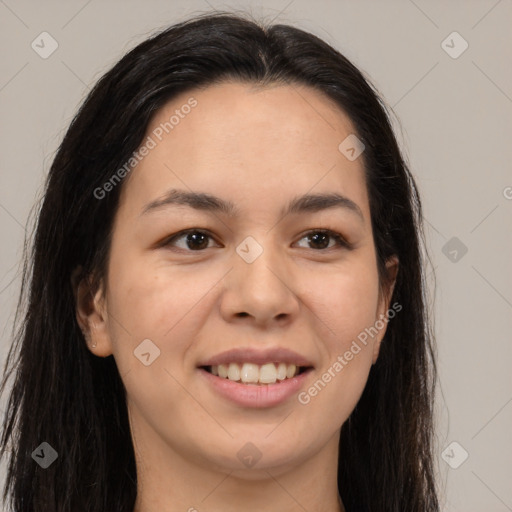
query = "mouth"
(196, 347, 315, 407)
(197, 364, 314, 408)
(200, 362, 312, 386)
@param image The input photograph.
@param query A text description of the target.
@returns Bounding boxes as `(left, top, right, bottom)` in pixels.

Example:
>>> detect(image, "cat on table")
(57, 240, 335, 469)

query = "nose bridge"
(221, 232, 298, 322)
(236, 233, 282, 285)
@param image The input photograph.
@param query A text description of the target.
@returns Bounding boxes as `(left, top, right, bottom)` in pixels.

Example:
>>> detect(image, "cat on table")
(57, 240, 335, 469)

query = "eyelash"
(162, 228, 351, 252)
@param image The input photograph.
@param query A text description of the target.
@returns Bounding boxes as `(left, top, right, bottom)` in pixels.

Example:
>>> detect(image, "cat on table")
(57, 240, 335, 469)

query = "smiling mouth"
(200, 362, 312, 385)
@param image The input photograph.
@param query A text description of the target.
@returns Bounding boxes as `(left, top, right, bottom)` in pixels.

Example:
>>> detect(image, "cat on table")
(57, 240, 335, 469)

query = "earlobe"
(71, 266, 112, 356)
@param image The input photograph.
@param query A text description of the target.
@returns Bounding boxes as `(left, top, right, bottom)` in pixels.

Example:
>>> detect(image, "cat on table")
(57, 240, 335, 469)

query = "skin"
(76, 81, 398, 512)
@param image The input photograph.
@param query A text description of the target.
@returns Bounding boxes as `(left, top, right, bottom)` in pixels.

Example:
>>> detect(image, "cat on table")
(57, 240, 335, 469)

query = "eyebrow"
(140, 188, 364, 222)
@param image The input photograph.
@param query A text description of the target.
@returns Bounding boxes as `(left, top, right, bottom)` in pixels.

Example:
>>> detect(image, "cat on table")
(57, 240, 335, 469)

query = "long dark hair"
(0, 11, 439, 511)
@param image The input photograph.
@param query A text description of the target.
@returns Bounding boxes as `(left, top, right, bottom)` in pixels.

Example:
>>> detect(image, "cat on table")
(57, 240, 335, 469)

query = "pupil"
(310, 232, 328, 249)
(187, 232, 208, 250)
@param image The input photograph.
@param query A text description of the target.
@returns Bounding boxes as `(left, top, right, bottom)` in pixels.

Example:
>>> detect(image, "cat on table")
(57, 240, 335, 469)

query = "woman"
(0, 11, 439, 512)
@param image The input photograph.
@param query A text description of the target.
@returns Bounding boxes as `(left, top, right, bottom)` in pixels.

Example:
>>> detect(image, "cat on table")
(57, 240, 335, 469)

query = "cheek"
(298, 351, 372, 434)
(296, 256, 380, 421)
(304, 253, 381, 350)
(104, 261, 222, 439)
(105, 256, 226, 366)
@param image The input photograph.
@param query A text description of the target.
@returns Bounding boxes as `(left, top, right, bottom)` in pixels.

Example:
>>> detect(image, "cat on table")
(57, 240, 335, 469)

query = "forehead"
(118, 81, 369, 221)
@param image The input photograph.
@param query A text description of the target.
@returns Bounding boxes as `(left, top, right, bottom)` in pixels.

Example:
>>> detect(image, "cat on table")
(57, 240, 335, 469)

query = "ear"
(71, 265, 113, 357)
(372, 255, 399, 365)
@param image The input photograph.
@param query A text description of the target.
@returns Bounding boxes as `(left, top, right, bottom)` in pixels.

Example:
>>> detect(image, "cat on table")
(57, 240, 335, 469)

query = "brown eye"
(164, 229, 217, 251)
(295, 230, 350, 251)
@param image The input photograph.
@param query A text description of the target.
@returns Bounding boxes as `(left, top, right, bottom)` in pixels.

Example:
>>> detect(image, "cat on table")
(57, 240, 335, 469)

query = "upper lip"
(197, 347, 314, 368)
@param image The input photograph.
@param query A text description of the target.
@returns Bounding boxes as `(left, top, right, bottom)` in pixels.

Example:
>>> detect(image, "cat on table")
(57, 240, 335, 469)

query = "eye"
(162, 229, 219, 251)
(161, 228, 351, 253)
(295, 229, 351, 251)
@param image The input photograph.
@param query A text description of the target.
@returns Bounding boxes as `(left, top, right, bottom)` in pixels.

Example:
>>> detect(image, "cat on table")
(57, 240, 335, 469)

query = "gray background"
(1, 0, 511, 510)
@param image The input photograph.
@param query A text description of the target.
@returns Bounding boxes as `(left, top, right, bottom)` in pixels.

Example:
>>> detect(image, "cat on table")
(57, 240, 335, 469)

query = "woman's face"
(80, 82, 397, 476)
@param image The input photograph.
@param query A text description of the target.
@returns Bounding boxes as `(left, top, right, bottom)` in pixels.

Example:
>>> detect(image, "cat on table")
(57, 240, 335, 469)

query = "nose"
(219, 240, 300, 328)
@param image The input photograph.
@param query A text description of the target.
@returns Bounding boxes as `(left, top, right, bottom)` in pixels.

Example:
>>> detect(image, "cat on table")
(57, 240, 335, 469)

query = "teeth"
(218, 364, 228, 378)
(227, 363, 240, 381)
(259, 363, 277, 384)
(240, 363, 259, 383)
(276, 362, 287, 381)
(286, 364, 296, 379)
(208, 362, 302, 384)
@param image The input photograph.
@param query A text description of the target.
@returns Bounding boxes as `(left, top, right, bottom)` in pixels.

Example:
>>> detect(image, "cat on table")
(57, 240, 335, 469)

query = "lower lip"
(198, 368, 313, 408)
